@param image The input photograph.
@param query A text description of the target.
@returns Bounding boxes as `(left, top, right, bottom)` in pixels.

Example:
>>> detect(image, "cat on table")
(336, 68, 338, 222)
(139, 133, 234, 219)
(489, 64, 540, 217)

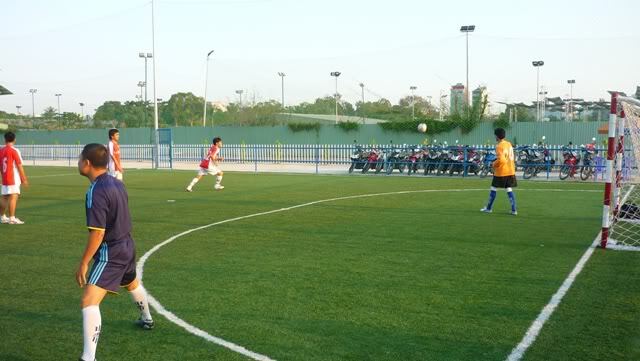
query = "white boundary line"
(136, 188, 601, 361)
(505, 234, 600, 361)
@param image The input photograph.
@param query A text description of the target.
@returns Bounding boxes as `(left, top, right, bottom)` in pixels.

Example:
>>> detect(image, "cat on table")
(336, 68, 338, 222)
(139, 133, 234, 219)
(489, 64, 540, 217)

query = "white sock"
(129, 285, 153, 321)
(81, 305, 101, 361)
(187, 178, 199, 189)
(216, 175, 222, 185)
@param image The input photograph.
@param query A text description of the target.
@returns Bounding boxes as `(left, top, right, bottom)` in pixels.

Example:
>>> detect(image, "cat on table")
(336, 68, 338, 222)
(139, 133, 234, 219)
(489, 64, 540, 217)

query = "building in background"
(472, 86, 488, 116)
(450, 83, 465, 115)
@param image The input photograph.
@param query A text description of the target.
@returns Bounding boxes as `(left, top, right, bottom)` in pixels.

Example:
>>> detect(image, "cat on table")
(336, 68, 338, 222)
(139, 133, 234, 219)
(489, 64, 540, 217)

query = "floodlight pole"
(16, 105, 21, 115)
(236, 90, 243, 107)
(55, 93, 62, 125)
(460, 25, 475, 108)
(359, 83, 365, 124)
(203, 49, 214, 127)
(567, 79, 575, 121)
(532, 60, 544, 121)
(410, 86, 417, 120)
(330, 71, 341, 124)
(151, 0, 159, 168)
(278, 72, 286, 109)
(29, 89, 37, 120)
(139, 52, 153, 127)
(79, 102, 85, 119)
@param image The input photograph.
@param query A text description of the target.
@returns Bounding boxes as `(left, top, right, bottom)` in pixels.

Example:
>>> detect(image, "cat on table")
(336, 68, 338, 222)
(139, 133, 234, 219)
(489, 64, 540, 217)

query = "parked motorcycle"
(385, 147, 405, 174)
(559, 146, 580, 180)
(348, 145, 369, 173)
(361, 148, 384, 173)
(479, 150, 496, 178)
(579, 144, 597, 180)
(520, 145, 552, 179)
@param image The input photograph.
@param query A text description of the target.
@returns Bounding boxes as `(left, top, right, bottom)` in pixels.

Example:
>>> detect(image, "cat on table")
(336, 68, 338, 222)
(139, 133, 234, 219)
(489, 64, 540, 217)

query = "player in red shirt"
(107, 128, 123, 181)
(0, 132, 29, 224)
(186, 137, 224, 192)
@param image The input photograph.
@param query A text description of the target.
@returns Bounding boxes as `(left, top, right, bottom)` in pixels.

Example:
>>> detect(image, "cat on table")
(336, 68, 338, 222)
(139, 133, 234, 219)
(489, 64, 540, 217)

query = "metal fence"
(15, 143, 635, 180)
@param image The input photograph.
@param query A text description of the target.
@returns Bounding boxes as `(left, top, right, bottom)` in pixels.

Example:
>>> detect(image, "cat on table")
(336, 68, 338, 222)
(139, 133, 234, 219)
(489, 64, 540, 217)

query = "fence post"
(254, 144, 258, 173)
(463, 147, 468, 177)
(315, 144, 319, 175)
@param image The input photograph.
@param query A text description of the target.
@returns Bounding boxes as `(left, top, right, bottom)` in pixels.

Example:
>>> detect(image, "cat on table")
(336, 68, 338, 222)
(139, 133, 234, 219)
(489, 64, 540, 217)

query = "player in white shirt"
(186, 137, 224, 192)
(107, 128, 123, 181)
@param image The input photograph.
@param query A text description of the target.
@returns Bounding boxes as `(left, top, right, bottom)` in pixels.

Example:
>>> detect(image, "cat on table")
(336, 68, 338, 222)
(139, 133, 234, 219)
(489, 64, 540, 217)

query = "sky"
(0, 0, 638, 116)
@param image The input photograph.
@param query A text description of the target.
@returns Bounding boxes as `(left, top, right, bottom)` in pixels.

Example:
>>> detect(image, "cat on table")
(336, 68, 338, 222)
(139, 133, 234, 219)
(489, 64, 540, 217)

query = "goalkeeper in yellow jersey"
(481, 128, 518, 215)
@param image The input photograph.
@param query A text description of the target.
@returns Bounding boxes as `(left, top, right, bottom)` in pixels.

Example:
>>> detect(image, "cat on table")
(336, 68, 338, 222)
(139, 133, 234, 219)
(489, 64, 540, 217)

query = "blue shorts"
(87, 239, 137, 293)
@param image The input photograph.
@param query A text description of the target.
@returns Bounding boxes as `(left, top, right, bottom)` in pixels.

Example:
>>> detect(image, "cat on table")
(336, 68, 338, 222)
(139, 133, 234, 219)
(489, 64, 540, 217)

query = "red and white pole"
(601, 92, 619, 248)
(613, 108, 626, 216)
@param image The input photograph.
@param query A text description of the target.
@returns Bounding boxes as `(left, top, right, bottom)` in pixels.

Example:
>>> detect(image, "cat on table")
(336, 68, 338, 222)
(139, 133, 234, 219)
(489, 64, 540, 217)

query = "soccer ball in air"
(417, 123, 427, 133)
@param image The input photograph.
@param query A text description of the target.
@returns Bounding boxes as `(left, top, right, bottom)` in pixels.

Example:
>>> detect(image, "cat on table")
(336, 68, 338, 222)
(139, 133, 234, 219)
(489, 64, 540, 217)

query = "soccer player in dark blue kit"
(75, 143, 154, 361)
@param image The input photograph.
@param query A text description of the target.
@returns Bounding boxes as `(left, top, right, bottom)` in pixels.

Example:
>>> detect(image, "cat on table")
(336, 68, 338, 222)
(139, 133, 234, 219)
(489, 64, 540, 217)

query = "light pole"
(539, 89, 548, 121)
(567, 79, 575, 121)
(55, 93, 62, 121)
(16, 105, 21, 115)
(137, 81, 145, 100)
(460, 25, 475, 106)
(139, 52, 153, 126)
(330, 71, 341, 124)
(79, 102, 85, 120)
(235, 90, 243, 107)
(410, 86, 417, 120)
(359, 83, 365, 123)
(203, 49, 214, 127)
(439, 94, 448, 121)
(29, 89, 37, 120)
(277, 72, 286, 110)
(532, 60, 544, 121)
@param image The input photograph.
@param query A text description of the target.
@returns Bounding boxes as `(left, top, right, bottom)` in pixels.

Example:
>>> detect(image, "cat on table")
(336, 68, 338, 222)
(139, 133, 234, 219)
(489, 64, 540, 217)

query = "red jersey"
(0, 145, 23, 186)
(199, 145, 219, 169)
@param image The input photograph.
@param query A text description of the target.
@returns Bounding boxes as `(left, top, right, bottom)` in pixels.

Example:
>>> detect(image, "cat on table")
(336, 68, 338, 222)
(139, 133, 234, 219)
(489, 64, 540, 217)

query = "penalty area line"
(505, 234, 600, 361)
(136, 187, 600, 361)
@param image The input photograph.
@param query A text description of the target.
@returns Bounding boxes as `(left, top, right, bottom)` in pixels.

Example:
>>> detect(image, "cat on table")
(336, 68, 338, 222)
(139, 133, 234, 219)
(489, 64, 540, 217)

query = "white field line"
(136, 188, 601, 361)
(505, 235, 600, 361)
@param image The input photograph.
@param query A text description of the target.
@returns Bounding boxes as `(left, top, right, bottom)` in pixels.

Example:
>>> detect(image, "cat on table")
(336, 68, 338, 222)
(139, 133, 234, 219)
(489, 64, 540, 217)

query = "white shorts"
(198, 165, 222, 176)
(1, 185, 20, 195)
(109, 171, 123, 181)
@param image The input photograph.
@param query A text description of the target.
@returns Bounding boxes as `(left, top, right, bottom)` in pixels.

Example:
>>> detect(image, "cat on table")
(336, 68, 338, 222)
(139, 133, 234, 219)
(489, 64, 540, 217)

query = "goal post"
(600, 92, 640, 250)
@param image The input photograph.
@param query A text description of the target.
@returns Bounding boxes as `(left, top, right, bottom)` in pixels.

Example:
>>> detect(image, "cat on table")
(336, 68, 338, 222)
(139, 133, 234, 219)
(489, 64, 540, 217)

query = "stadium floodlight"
(410, 86, 418, 120)
(460, 25, 475, 107)
(29, 89, 37, 119)
(16, 105, 21, 115)
(203, 49, 214, 127)
(330, 72, 341, 124)
(278, 72, 286, 109)
(79, 102, 85, 119)
(235, 89, 244, 107)
(139, 52, 153, 127)
(55, 93, 62, 121)
(567, 79, 576, 121)
(359, 83, 365, 123)
(532, 60, 544, 121)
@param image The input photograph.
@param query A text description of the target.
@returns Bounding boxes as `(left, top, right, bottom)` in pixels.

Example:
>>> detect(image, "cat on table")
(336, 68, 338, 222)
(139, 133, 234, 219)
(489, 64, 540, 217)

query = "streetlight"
(203, 49, 214, 127)
(235, 90, 243, 107)
(29, 89, 37, 119)
(460, 25, 475, 106)
(15, 105, 21, 115)
(277, 72, 286, 109)
(79, 102, 85, 120)
(410, 86, 417, 120)
(567, 79, 575, 121)
(330, 71, 341, 124)
(359, 83, 365, 123)
(532, 60, 544, 121)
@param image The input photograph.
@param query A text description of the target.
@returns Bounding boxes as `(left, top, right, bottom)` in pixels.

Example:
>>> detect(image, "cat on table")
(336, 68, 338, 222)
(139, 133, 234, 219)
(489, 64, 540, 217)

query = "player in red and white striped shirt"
(0, 132, 29, 224)
(186, 137, 224, 192)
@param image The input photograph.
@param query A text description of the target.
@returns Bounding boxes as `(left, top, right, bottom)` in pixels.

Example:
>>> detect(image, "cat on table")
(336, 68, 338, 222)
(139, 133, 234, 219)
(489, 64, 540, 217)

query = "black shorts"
(87, 238, 137, 293)
(492, 175, 517, 189)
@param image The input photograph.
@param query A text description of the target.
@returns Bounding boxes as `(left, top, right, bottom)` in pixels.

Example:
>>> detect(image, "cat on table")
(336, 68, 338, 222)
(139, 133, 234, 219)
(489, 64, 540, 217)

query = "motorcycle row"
(348, 143, 599, 180)
(348, 144, 497, 177)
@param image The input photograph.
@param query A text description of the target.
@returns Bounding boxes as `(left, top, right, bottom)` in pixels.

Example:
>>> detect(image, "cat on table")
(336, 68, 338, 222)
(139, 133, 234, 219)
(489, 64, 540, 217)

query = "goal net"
(601, 93, 640, 251)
